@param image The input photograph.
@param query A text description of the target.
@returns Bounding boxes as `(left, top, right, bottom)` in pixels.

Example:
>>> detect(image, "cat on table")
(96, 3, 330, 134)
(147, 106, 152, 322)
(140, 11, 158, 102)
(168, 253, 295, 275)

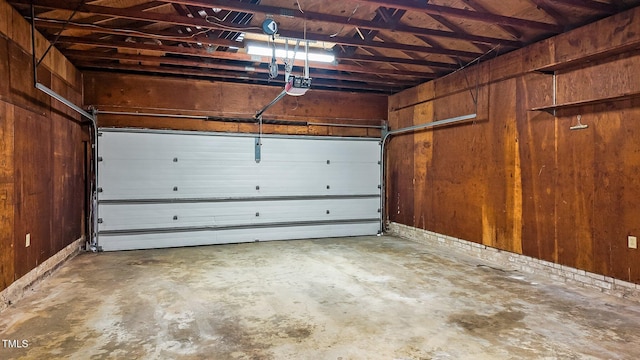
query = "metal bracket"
(380, 123, 389, 143)
(30, 3, 96, 124)
(89, 245, 103, 253)
(255, 137, 262, 163)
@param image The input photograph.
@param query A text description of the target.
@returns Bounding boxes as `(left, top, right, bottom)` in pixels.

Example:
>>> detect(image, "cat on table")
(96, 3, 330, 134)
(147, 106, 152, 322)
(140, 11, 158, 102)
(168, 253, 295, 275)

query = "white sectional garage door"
(97, 128, 381, 251)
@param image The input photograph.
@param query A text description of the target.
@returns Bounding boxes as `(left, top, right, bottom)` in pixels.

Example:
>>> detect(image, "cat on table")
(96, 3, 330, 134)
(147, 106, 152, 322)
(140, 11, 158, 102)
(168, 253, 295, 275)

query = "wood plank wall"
(83, 72, 387, 138)
(0, 0, 87, 293)
(387, 7, 640, 284)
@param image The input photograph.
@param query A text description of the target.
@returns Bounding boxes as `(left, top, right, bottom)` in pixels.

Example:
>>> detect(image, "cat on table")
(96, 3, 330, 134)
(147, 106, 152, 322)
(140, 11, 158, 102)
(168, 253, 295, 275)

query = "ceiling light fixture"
(247, 45, 335, 63)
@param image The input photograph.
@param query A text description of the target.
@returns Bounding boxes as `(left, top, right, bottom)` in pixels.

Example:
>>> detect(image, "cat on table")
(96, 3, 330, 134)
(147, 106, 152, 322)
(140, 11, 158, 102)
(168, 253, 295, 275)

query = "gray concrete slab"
(1, 235, 639, 359)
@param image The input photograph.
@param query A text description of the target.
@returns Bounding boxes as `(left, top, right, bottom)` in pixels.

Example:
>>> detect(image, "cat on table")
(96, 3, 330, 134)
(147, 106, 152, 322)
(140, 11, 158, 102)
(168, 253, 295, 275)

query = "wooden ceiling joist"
(74, 61, 405, 93)
(168, 0, 522, 47)
(9, 0, 635, 94)
(33, 18, 240, 48)
(52, 35, 436, 78)
(16, 0, 488, 57)
(63, 49, 422, 87)
(461, 0, 523, 39)
(348, 0, 565, 32)
(548, 0, 617, 13)
(527, 0, 569, 27)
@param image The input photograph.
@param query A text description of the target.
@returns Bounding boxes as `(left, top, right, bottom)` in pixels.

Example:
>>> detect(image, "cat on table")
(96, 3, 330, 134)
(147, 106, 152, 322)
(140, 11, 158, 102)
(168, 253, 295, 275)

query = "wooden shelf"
(531, 44, 640, 73)
(529, 92, 640, 113)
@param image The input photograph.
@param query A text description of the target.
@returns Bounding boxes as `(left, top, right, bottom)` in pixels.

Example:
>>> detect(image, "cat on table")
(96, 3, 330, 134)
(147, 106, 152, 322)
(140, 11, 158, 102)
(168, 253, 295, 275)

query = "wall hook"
(570, 115, 588, 130)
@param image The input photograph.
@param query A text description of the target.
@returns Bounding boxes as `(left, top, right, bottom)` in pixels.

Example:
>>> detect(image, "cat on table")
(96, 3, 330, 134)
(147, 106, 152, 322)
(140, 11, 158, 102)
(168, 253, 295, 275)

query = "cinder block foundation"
(0, 237, 85, 313)
(387, 222, 640, 303)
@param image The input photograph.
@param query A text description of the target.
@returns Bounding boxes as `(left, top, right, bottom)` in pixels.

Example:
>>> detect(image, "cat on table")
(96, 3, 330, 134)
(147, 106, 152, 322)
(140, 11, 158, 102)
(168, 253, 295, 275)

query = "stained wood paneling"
(0, 36, 9, 101)
(13, 107, 53, 278)
(0, 101, 15, 289)
(412, 101, 434, 230)
(388, 8, 640, 284)
(84, 71, 386, 137)
(557, 54, 640, 104)
(516, 74, 557, 262)
(554, 111, 595, 271)
(51, 76, 85, 255)
(0, 0, 11, 36)
(387, 107, 414, 226)
(7, 41, 51, 115)
(0, 0, 86, 292)
(552, 8, 640, 66)
(481, 78, 522, 254)
(587, 100, 640, 282)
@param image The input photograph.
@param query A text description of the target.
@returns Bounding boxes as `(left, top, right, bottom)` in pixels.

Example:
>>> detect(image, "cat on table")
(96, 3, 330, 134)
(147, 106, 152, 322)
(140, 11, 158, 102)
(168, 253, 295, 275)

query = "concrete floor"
(1, 235, 639, 360)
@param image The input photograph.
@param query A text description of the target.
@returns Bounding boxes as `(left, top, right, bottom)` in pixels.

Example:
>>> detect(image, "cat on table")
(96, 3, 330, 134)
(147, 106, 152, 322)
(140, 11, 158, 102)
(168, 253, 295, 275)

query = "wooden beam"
(336, 53, 458, 70)
(62, 49, 422, 86)
(52, 36, 436, 78)
(12, 0, 488, 57)
(11, 0, 216, 29)
(461, 0, 523, 40)
(33, 19, 239, 48)
(347, 0, 564, 32)
(165, 0, 522, 47)
(528, 0, 569, 27)
(35, 18, 447, 71)
(424, 12, 494, 52)
(547, 0, 617, 13)
(74, 61, 405, 93)
(76, 1, 168, 26)
(277, 29, 483, 58)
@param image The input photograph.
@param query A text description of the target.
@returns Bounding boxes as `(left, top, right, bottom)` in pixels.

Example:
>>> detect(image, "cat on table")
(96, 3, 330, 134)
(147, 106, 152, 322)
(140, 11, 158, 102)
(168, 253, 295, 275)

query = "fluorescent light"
(247, 45, 335, 63)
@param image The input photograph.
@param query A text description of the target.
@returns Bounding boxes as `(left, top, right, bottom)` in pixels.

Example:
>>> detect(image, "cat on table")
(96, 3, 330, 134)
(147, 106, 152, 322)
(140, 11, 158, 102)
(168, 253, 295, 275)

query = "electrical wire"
(444, 44, 501, 79)
(329, 4, 359, 38)
(34, 17, 213, 40)
(204, 15, 262, 31)
(38, 0, 85, 65)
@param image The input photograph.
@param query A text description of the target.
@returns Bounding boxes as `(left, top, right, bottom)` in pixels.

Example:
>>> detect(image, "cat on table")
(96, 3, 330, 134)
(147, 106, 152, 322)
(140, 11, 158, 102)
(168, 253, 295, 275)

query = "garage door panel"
(99, 223, 380, 251)
(100, 132, 254, 159)
(97, 129, 381, 250)
(99, 162, 378, 200)
(99, 164, 380, 200)
(99, 178, 378, 200)
(98, 198, 380, 231)
(260, 137, 378, 163)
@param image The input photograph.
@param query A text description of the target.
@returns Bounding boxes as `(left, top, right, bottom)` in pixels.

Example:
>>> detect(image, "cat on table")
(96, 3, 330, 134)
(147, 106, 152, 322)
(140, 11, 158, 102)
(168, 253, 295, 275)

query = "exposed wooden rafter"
(167, 0, 523, 47)
(347, 0, 565, 32)
(8, 0, 634, 94)
(51, 35, 437, 78)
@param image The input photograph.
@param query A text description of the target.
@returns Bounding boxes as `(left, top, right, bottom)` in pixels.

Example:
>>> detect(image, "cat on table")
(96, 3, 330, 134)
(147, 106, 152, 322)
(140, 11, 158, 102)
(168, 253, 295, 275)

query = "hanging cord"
(204, 15, 262, 31)
(37, 0, 85, 66)
(445, 44, 501, 80)
(284, 38, 301, 82)
(459, 57, 480, 106)
(268, 34, 278, 79)
(259, 115, 263, 148)
(35, 17, 214, 40)
(330, 4, 359, 37)
(445, 44, 501, 115)
(303, 21, 309, 78)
